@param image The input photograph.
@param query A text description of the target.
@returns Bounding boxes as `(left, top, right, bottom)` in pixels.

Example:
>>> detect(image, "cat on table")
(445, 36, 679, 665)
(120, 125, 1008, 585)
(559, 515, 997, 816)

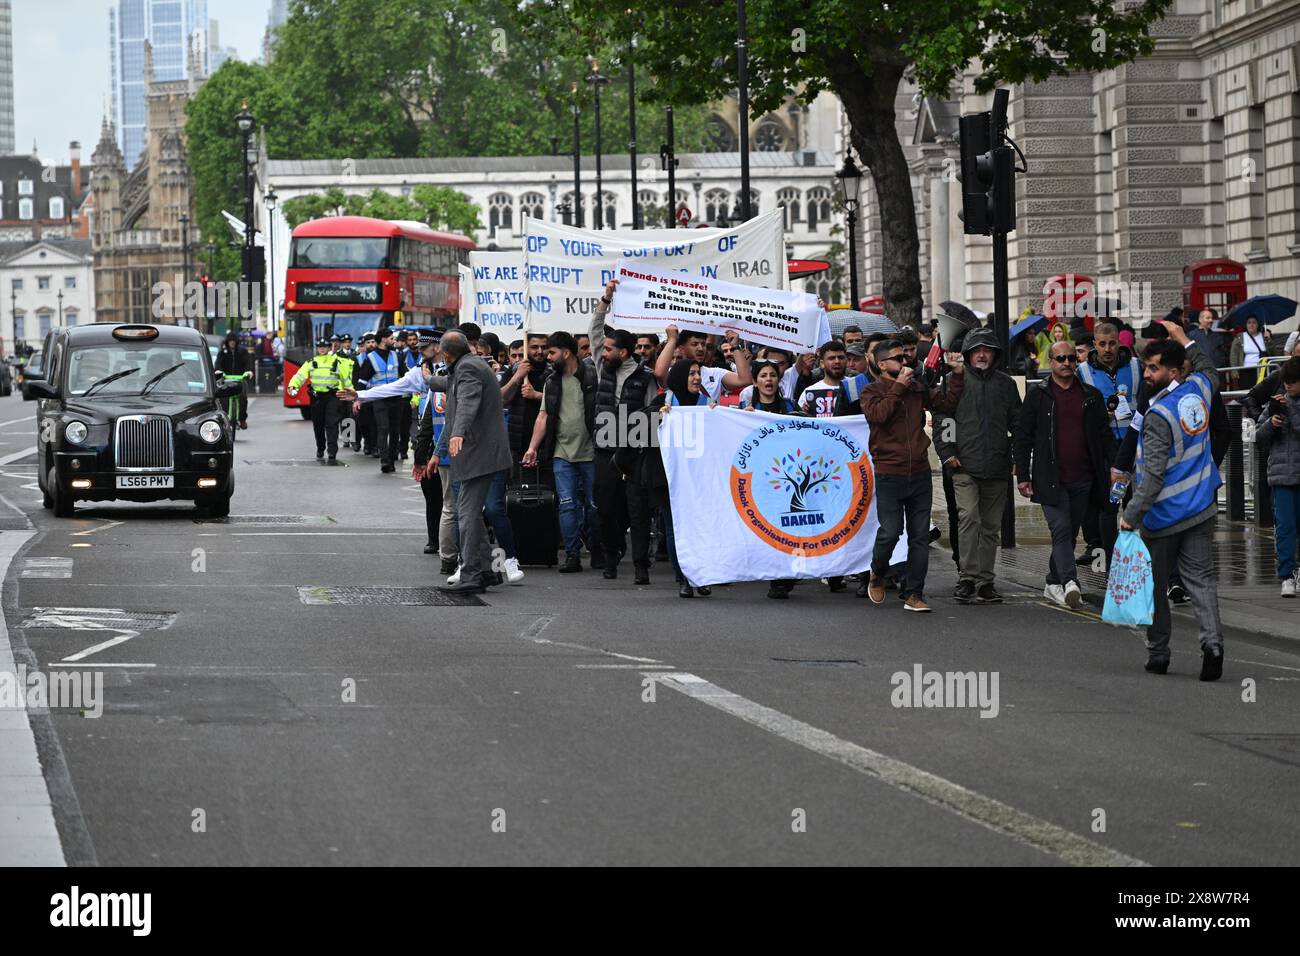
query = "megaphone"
(934, 312, 980, 352)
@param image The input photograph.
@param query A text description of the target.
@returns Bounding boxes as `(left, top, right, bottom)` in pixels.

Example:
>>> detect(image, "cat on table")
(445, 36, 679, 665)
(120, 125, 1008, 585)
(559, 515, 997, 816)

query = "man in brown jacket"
(861, 337, 966, 611)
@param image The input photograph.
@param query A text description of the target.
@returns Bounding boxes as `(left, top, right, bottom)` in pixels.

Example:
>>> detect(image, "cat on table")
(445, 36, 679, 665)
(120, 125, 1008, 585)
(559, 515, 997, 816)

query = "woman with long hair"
(742, 358, 807, 598)
(1034, 321, 1074, 370)
(642, 359, 714, 598)
(1230, 314, 1275, 389)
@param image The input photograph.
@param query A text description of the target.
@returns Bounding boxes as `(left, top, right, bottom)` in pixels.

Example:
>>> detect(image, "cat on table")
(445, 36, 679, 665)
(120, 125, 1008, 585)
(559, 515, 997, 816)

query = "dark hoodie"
(932, 333, 1022, 479)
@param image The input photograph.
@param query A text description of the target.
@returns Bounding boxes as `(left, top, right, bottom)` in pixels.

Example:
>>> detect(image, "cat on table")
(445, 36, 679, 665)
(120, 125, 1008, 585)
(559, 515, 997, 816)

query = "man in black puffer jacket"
(215, 332, 253, 428)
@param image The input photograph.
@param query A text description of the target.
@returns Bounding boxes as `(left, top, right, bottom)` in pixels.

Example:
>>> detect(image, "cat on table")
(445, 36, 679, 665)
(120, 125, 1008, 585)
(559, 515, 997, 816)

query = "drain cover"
(21, 607, 176, 630)
(297, 585, 484, 607)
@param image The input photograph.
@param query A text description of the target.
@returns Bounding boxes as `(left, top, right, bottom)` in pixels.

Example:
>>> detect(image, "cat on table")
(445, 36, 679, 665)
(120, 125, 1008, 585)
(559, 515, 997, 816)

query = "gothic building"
(91, 41, 200, 326)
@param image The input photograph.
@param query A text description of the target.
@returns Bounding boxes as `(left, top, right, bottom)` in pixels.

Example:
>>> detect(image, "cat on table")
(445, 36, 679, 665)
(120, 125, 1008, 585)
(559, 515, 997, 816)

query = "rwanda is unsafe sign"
(660, 407, 878, 586)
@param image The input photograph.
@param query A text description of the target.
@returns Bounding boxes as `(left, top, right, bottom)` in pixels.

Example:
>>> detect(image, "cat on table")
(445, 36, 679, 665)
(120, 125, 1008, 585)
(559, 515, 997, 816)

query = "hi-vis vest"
(419, 365, 449, 465)
(1134, 372, 1220, 531)
(292, 353, 350, 393)
(367, 350, 400, 386)
(1079, 357, 1141, 439)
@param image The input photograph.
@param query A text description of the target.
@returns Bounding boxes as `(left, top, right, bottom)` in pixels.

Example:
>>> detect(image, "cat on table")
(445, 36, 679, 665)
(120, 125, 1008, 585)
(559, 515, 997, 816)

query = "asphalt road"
(2, 390, 1298, 866)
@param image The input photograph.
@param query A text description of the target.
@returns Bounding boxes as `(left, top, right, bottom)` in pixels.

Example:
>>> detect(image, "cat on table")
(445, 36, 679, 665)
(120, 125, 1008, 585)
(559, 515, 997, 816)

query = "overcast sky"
(12, 0, 271, 165)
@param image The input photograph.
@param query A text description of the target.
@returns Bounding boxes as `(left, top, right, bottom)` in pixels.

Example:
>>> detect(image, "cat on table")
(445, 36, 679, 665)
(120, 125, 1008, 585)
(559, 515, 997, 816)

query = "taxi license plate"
(116, 475, 174, 489)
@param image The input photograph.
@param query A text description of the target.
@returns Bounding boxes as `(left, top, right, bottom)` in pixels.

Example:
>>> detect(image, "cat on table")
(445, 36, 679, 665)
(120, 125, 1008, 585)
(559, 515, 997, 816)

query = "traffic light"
(957, 90, 1017, 235)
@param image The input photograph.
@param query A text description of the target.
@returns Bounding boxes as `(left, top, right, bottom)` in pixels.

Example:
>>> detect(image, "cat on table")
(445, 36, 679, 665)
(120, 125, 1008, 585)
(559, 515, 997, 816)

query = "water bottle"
(1109, 476, 1129, 505)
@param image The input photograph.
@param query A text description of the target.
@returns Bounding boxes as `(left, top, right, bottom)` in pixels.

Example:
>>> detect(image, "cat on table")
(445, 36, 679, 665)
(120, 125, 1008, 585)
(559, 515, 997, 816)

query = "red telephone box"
(1182, 258, 1246, 315)
(1042, 273, 1096, 331)
(858, 294, 885, 314)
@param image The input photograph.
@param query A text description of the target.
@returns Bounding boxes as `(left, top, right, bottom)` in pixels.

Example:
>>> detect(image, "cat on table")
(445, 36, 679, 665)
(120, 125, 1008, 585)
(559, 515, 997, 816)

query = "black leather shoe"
(316, 451, 325, 460)
(487, 571, 504, 587)
(327, 457, 338, 466)
(696, 585, 712, 597)
(438, 581, 485, 595)
(423, 544, 437, 555)
(589, 549, 605, 569)
(953, 580, 976, 604)
(1167, 583, 1188, 604)
(827, 577, 846, 593)
(1144, 658, 1169, 675)
(439, 557, 458, 575)
(381, 464, 395, 473)
(974, 583, 1003, 604)
(633, 567, 650, 585)
(1199, 647, 1223, 682)
(602, 566, 618, 580)
(678, 584, 694, 598)
(559, 554, 583, 573)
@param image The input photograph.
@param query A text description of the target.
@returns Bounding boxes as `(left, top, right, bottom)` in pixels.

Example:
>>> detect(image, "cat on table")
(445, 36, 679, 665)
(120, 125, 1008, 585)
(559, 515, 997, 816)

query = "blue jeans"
(486, 469, 516, 559)
(871, 472, 933, 599)
(1274, 484, 1300, 579)
(553, 458, 598, 557)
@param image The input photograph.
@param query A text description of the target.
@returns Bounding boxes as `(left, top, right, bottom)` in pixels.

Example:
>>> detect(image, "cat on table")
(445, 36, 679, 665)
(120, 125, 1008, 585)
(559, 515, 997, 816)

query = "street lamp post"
(179, 212, 190, 325)
(835, 153, 863, 307)
(10, 288, 17, 349)
(235, 102, 256, 329)
(660, 106, 679, 229)
(206, 241, 217, 335)
(265, 187, 277, 332)
(57, 289, 63, 326)
(570, 82, 583, 228)
(627, 31, 640, 230)
(736, 0, 751, 222)
(586, 59, 610, 230)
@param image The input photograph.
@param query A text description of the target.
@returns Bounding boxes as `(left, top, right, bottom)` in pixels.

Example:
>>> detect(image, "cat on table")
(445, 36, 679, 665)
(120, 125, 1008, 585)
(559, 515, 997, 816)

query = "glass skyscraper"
(109, 0, 209, 169)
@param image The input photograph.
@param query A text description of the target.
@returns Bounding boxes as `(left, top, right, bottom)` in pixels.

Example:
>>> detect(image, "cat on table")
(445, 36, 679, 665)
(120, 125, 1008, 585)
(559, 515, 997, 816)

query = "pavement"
(0, 391, 1298, 866)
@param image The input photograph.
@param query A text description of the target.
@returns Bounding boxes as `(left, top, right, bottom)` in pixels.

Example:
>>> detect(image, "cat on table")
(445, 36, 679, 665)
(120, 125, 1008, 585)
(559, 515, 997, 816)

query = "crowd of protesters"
(329, 285, 1300, 683)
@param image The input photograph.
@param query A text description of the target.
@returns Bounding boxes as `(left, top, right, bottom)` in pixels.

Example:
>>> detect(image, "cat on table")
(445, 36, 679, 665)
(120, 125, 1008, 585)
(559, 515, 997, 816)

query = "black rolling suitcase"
(506, 466, 560, 567)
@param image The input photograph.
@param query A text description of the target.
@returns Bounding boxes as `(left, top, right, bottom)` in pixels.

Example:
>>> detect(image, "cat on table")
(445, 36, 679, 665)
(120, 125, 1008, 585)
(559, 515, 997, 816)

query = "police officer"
(355, 332, 379, 456)
(1119, 319, 1224, 681)
(287, 338, 354, 464)
(354, 328, 407, 472)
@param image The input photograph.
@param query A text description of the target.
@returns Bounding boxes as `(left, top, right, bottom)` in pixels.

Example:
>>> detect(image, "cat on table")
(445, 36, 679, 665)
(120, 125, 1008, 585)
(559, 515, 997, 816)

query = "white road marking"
(21, 558, 71, 579)
(0, 529, 65, 866)
(60, 631, 141, 662)
(0, 416, 34, 429)
(516, 617, 667, 665)
(46, 662, 155, 668)
(645, 671, 1148, 868)
(72, 520, 124, 536)
(0, 493, 28, 515)
(0, 447, 36, 466)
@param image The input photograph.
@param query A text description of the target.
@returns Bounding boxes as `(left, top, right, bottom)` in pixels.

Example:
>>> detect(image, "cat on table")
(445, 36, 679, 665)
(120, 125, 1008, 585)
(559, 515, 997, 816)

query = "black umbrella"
(940, 300, 980, 328)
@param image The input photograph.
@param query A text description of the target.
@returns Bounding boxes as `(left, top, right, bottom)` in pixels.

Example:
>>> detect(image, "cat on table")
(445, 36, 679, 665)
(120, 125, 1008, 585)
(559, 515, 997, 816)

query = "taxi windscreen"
(67, 344, 211, 397)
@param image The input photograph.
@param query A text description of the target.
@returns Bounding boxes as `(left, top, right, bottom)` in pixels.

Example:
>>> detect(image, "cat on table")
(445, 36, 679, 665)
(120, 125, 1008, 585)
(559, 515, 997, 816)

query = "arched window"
(754, 118, 787, 152)
(559, 191, 579, 225)
(806, 187, 831, 230)
(519, 192, 545, 220)
(704, 188, 731, 224)
(745, 190, 760, 217)
(776, 187, 802, 229)
(805, 279, 832, 302)
(487, 193, 514, 237)
(706, 115, 735, 152)
(600, 191, 618, 229)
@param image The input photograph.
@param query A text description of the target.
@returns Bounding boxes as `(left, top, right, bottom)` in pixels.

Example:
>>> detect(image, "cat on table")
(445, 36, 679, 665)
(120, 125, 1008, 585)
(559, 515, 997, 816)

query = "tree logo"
(730, 419, 874, 557)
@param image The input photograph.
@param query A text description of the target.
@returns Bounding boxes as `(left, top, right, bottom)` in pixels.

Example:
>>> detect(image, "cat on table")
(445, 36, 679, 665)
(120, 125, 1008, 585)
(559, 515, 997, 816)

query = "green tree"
(279, 187, 483, 236)
(536, 0, 1173, 327)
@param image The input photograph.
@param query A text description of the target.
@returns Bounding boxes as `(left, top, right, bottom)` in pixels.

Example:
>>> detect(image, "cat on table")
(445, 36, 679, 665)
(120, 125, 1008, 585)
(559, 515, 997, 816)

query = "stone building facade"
(91, 42, 200, 326)
(847, 0, 1300, 333)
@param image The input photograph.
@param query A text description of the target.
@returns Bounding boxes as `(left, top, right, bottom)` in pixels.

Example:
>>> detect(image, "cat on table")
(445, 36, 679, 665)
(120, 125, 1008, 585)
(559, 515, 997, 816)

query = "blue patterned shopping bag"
(1102, 530, 1155, 627)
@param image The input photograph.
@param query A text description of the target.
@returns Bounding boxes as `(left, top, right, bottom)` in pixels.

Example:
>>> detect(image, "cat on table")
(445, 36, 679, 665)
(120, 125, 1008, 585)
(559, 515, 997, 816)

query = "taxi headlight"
(199, 420, 223, 444)
(64, 421, 88, 445)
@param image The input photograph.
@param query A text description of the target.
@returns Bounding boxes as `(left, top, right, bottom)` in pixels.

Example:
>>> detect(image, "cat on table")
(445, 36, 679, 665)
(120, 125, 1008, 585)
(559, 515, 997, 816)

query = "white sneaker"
(1043, 583, 1066, 606)
(504, 557, 525, 585)
(1063, 580, 1082, 608)
(447, 565, 462, 586)
(1282, 577, 1297, 598)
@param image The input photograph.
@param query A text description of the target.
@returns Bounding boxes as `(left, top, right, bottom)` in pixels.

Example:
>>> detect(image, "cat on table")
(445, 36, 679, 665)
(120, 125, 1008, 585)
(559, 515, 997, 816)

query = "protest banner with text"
(522, 210, 788, 335)
(466, 250, 529, 333)
(609, 260, 831, 352)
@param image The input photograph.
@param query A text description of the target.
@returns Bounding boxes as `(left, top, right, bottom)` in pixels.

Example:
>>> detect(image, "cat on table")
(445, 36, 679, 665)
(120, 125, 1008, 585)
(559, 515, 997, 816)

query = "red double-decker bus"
(282, 216, 475, 413)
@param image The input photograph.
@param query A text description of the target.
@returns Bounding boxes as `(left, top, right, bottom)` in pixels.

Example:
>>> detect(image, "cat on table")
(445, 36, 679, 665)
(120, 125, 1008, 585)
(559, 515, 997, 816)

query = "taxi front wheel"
(48, 467, 73, 518)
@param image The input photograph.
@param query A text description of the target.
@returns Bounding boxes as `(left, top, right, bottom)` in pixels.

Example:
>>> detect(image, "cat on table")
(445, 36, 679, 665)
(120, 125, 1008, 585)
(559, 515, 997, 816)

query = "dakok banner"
(660, 407, 878, 586)
(522, 209, 788, 335)
(465, 250, 529, 334)
(609, 260, 831, 352)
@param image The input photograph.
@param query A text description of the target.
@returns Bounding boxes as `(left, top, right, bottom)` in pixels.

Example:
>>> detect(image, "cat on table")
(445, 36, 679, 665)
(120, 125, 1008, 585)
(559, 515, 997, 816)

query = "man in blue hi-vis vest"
(1120, 319, 1224, 682)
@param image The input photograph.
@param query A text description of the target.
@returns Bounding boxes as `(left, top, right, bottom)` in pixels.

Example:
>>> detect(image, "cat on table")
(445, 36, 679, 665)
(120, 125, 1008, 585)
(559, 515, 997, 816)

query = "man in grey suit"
(436, 331, 514, 594)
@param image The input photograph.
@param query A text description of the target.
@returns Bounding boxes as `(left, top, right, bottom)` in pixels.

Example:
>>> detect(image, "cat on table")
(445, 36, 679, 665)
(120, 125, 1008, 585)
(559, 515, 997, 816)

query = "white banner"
(610, 260, 830, 352)
(522, 210, 789, 335)
(457, 263, 474, 325)
(467, 251, 528, 333)
(661, 407, 878, 586)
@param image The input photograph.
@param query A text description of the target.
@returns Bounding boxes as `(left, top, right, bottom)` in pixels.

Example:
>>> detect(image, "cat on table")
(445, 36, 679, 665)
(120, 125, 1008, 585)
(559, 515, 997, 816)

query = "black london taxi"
(25, 323, 240, 517)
